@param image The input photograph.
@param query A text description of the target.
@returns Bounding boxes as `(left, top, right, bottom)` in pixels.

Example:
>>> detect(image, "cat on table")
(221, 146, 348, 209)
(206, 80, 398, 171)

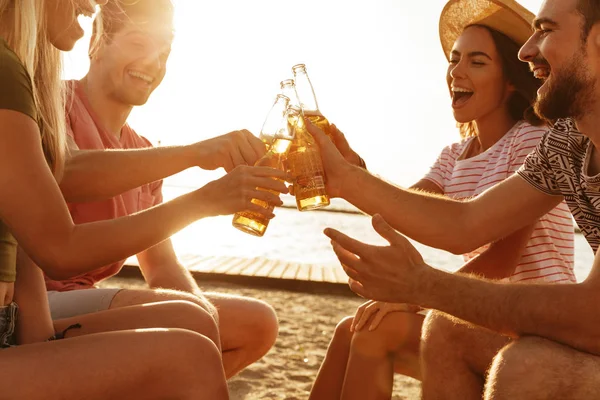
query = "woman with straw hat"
(309, 1, 575, 398)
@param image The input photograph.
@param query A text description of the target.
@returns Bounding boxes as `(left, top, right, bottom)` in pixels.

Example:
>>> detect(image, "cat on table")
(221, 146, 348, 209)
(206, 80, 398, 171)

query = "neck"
(80, 73, 133, 138)
(472, 107, 518, 151)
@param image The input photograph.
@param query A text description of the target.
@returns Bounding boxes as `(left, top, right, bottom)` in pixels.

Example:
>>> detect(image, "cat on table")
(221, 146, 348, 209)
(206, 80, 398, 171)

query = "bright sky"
(63, 0, 545, 188)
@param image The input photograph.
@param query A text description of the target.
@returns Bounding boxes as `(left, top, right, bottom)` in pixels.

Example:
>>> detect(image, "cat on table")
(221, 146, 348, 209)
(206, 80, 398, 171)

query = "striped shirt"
(424, 121, 575, 283)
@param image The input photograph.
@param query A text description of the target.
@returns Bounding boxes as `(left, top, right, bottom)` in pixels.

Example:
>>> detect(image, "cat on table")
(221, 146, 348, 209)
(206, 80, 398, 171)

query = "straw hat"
(439, 0, 535, 60)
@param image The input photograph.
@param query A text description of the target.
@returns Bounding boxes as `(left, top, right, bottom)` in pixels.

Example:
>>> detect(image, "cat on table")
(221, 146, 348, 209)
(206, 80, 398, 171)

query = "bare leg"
(421, 311, 510, 400)
(341, 311, 424, 400)
(1, 329, 228, 399)
(109, 288, 278, 377)
(310, 316, 355, 400)
(310, 312, 424, 400)
(54, 300, 221, 350)
(486, 337, 600, 399)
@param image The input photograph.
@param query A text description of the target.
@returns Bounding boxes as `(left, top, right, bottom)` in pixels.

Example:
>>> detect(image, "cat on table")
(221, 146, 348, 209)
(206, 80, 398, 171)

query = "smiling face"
(446, 25, 514, 125)
(46, 0, 106, 51)
(518, 0, 597, 121)
(91, 9, 174, 106)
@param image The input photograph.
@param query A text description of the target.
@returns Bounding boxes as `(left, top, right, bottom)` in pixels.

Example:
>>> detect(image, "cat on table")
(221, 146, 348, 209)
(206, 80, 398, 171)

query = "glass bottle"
(231, 106, 295, 237)
(258, 94, 290, 148)
(280, 79, 300, 107)
(292, 63, 332, 139)
(286, 105, 330, 211)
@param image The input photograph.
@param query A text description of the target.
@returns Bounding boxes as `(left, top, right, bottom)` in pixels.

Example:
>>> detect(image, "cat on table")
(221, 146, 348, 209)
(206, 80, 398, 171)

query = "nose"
(449, 59, 466, 79)
(518, 34, 537, 63)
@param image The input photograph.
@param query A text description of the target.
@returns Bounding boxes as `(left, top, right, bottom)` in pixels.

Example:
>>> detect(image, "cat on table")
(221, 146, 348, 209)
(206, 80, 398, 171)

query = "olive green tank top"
(0, 38, 38, 282)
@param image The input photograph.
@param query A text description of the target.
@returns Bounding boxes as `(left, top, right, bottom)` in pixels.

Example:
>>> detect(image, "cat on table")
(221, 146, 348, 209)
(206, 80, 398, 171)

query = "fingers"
(351, 300, 372, 332)
(247, 188, 283, 207)
(228, 144, 246, 169)
(371, 214, 403, 245)
(348, 278, 369, 299)
(244, 130, 268, 159)
(250, 166, 289, 180)
(354, 302, 379, 332)
(368, 307, 388, 331)
(332, 241, 364, 281)
(305, 118, 331, 147)
(324, 228, 370, 261)
(249, 177, 289, 195)
(243, 203, 276, 219)
(237, 130, 263, 165)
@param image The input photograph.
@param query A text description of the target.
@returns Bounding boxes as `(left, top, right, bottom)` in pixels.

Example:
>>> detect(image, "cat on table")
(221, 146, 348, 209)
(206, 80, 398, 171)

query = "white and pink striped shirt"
(424, 121, 575, 283)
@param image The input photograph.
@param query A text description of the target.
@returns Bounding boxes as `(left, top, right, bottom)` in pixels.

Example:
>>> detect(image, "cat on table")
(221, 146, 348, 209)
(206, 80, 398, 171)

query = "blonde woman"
(0, 1, 287, 398)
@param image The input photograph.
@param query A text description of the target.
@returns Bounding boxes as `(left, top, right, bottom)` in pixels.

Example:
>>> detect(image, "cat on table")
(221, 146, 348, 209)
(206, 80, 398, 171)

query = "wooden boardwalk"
(121, 254, 355, 296)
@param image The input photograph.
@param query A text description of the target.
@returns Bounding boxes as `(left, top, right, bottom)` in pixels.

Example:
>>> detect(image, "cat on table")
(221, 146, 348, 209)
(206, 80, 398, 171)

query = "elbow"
(33, 251, 74, 281)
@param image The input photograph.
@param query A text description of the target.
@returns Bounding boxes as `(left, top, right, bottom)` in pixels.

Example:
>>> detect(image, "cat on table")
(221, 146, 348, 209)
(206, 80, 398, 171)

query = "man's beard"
(534, 54, 596, 121)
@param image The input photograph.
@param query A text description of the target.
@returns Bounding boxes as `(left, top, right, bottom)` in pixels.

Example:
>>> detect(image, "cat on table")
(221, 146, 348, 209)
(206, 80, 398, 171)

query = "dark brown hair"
(577, 0, 600, 40)
(458, 25, 543, 138)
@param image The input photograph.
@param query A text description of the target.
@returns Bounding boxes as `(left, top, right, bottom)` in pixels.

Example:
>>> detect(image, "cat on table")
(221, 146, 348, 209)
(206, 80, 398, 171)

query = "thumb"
(305, 117, 331, 148)
(330, 124, 350, 151)
(372, 214, 404, 245)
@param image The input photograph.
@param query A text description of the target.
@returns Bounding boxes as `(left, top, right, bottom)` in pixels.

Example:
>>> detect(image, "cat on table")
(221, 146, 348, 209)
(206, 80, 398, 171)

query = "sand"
(100, 276, 422, 400)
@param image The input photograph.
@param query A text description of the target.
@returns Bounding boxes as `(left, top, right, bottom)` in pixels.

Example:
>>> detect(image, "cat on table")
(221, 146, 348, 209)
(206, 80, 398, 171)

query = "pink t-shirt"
(45, 80, 163, 291)
(424, 121, 575, 283)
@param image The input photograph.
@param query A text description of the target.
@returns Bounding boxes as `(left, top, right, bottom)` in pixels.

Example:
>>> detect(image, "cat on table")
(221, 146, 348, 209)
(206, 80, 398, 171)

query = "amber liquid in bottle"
(232, 138, 292, 236)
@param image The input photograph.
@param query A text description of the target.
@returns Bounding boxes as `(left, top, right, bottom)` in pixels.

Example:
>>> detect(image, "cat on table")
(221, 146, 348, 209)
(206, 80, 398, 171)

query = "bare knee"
(350, 312, 420, 357)
(486, 337, 561, 400)
(147, 329, 227, 398)
(164, 300, 220, 347)
(421, 311, 459, 360)
(332, 316, 354, 345)
(246, 299, 279, 357)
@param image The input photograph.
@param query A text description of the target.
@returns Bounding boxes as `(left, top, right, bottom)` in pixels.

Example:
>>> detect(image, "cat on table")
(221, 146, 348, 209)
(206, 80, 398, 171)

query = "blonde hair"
(0, 0, 68, 177)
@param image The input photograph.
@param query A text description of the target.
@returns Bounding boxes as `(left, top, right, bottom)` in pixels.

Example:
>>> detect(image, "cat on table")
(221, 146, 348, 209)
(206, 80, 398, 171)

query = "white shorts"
(47, 288, 122, 320)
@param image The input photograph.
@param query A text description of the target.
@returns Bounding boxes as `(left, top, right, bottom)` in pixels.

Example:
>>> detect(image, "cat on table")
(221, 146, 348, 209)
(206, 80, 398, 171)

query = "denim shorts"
(0, 302, 18, 348)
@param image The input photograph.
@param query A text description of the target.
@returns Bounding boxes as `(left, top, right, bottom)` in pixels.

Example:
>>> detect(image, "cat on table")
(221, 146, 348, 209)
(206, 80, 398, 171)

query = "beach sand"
(100, 276, 422, 400)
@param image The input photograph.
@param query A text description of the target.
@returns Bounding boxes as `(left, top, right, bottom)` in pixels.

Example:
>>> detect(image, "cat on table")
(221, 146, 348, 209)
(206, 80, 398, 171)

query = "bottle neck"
(294, 71, 320, 113)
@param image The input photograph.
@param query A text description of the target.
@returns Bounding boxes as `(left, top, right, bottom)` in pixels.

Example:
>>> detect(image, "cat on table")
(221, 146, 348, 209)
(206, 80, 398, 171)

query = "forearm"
(340, 167, 477, 253)
(26, 189, 209, 280)
(14, 249, 55, 344)
(145, 263, 200, 295)
(61, 146, 196, 202)
(417, 268, 600, 354)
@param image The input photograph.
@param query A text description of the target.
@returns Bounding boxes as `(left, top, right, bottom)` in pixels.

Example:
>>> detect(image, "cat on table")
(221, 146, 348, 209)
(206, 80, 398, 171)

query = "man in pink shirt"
(46, 0, 279, 378)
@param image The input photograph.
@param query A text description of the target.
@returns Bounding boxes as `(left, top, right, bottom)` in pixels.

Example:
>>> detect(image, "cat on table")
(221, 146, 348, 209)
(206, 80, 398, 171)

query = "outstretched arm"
(326, 215, 600, 355)
(60, 129, 266, 202)
(0, 110, 287, 280)
(308, 120, 562, 253)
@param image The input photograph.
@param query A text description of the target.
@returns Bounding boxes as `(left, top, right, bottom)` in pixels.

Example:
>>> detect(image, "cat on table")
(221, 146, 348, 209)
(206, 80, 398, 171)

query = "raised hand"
(193, 129, 266, 172)
(324, 214, 430, 303)
(196, 165, 289, 217)
(351, 300, 421, 332)
(305, 118, 355, 198)
(329, 124, 366, 169)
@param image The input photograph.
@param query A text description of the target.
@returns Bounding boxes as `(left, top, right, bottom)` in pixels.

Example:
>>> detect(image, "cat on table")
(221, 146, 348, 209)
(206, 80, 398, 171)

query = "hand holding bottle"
(197, 165, 288, 218)
(329, 124, 367, 169)
(192, 129, 267, 172)
(304, 118, 355, 199)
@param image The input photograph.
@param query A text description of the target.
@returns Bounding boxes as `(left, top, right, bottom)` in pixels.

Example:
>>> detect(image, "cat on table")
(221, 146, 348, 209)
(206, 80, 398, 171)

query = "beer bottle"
(231, 106, 295, 237)
(286, 105, 330, 211)
(258, 94, 290, 148)
(280, 79, 299, 107)
(292, 64, 332, 139)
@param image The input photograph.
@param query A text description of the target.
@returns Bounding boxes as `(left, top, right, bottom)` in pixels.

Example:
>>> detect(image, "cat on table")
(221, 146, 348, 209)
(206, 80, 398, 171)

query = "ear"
(590, 23, 600, 55)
